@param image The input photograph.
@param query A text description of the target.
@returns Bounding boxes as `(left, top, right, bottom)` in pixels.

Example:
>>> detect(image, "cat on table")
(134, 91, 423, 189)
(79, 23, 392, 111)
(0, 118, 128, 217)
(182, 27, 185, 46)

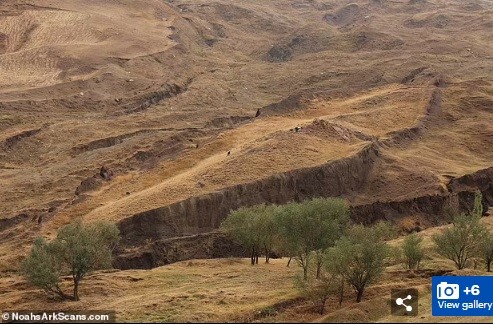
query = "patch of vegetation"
(401, 233, 425, 270)
(221, 204, 279, 264)
(328, 224, 389, 303)
(221, 197, 349, 278)
(22, 220, 120, 301)
(433, 192, 487, 270)
(222, 197, 392, 312)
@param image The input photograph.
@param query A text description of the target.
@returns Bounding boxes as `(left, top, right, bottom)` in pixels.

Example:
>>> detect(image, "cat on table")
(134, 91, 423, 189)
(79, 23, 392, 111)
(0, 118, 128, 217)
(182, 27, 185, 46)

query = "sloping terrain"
(1, 210, 492, 323)
(0, 0, 492, 318)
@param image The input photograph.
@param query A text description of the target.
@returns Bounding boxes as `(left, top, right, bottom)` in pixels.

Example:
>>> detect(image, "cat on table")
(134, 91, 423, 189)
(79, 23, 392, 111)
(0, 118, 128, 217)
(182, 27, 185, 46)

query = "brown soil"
(0, 0, 492, 319)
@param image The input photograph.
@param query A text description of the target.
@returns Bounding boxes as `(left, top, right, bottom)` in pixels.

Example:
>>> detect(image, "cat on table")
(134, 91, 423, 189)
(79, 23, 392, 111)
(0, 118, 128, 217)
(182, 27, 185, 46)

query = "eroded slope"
(0, 0, 492, 271)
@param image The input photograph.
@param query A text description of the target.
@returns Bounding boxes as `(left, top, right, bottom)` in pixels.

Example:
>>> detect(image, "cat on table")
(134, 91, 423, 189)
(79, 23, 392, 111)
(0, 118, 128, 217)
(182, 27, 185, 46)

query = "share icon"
(396, 295, 413, 312)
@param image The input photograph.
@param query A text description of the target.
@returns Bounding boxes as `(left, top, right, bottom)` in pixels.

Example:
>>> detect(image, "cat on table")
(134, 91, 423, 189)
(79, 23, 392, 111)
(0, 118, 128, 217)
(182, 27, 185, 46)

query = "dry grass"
(0, 0, 490, 231)
(0, 258, 300, 323)
(1, 212, 492, 323)
(0, 0, 492, 322)
(0, 0, 175, 90)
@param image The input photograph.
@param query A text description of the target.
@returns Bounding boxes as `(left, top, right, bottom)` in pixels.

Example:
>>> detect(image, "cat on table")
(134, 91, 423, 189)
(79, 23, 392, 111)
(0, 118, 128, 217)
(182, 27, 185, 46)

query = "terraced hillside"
(0, 0, 492, 312)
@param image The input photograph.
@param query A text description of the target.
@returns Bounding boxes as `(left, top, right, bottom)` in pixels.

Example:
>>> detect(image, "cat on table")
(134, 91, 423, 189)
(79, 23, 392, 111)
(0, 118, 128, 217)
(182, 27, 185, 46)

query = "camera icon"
(437, 282, 460, 300)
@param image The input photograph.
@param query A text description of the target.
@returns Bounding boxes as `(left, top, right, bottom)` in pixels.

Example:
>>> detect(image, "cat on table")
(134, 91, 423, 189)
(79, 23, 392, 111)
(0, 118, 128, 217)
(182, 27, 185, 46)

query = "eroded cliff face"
(350, 190, 487, 226)
(115, 143, 493, 269)
(448, 167, 493, 205)
(113, 86, 489, 269)
(114, 231, 247, 269)
(350, 168, 493, 226)
(118, 143, 379, 247)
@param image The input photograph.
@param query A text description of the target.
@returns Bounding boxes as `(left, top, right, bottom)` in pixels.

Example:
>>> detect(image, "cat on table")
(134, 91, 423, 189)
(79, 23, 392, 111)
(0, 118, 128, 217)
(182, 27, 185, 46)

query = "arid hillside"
(1, 210, 493, 323)
(0, 0, 492, 309)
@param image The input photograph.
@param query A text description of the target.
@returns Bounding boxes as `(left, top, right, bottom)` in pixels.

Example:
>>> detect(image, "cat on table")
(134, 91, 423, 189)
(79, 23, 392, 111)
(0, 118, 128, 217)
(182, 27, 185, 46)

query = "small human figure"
(227, 150, 231, 156)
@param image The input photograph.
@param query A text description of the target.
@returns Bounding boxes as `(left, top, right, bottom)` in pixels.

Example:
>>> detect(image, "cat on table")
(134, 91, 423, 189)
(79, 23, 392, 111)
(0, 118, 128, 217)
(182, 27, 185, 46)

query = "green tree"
(275, 203, 302, 268)
(256, 204, 280, 263)
(310, 198, 350, 279)
(221, 204, 279, 265)
(276, 198, 349, 280)
(222, 206, 260, 265)
(328, 224, 389, 302)
(472, 190, 484, 218)
(21, 237, 70, 299)
(432, 192, 486, 270)
(22, 220, 120, 301)
(402, 233, 424, 270)
(478, 231, 493, 272)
